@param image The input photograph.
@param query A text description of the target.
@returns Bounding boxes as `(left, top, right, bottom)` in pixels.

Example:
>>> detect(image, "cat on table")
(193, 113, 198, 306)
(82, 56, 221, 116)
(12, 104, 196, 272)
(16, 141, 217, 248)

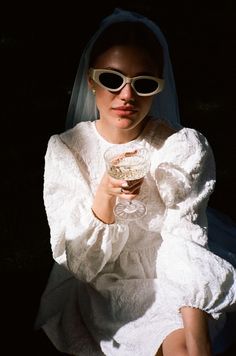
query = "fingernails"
(121, 181, 128, 187)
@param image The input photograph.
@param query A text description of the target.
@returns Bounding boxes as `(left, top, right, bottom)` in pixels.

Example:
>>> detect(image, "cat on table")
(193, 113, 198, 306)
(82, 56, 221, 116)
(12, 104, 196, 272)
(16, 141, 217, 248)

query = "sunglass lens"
(134, 79, 159, 94)
(99, 73, 123, 90)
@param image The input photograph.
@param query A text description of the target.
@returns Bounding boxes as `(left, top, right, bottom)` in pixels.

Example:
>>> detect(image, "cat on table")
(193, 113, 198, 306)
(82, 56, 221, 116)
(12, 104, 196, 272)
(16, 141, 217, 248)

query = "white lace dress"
(35, 119, 236, 356)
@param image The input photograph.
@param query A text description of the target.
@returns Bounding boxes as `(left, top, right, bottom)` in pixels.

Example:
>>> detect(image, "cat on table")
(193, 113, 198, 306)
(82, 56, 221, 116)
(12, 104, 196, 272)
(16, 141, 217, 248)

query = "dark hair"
(89, 21, 163, 76)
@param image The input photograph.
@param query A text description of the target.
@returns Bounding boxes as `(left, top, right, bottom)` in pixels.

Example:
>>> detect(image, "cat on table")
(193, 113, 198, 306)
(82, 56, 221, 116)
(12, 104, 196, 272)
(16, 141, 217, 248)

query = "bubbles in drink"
(108, 152, 149, 180)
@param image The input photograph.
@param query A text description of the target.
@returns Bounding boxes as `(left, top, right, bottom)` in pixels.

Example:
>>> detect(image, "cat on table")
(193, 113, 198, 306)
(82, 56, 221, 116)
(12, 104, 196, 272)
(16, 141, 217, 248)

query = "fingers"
(111, 177, 144, 197)
(100, 173, 144, 198)
(124, 178, 144, 194)
(113, 186, 136, 200)
(113, 183, 132, 196)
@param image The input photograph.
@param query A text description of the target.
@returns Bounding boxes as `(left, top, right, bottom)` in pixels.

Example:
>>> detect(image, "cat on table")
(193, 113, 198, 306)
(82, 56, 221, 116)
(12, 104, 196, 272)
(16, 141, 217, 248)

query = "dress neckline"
(91, 120, 147, 146)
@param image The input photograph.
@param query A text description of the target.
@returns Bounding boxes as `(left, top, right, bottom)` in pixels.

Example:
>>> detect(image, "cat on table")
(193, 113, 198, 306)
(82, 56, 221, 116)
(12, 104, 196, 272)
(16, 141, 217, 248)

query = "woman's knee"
(161, 328, 188, 356)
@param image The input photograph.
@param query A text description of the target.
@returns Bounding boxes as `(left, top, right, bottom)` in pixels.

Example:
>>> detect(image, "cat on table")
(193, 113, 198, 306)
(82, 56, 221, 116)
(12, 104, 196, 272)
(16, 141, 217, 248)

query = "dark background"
(1, 1, 236, 354)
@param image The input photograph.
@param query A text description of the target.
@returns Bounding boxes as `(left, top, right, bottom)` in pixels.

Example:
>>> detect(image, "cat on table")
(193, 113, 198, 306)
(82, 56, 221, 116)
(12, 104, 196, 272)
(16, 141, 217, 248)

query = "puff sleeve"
(154, 128, 236, 319)
(43, 135, 129, 282)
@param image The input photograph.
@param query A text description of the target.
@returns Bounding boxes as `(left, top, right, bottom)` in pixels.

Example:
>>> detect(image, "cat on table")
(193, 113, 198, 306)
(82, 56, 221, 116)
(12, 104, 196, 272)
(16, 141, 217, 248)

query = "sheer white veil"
(66, 8, 182, 130)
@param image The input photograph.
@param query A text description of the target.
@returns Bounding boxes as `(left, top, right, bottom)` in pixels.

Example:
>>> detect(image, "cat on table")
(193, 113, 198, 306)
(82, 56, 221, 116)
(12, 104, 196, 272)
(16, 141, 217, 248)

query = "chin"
(116, 117, 135, 129)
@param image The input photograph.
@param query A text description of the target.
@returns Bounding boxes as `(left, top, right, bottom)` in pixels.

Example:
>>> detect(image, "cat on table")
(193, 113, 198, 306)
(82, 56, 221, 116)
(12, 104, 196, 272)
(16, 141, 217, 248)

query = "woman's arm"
(44, 135, 130, 282)
(155, 128, 236, 344)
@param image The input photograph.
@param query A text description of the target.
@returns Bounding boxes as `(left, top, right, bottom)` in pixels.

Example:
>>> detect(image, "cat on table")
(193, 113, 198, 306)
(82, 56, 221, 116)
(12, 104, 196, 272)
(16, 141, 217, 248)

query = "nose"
(120, 83, 135, 101)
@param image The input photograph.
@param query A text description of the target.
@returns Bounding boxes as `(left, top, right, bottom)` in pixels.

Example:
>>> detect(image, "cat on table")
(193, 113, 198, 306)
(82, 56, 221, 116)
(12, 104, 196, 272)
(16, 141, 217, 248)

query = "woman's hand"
(92, 172, 144, 224)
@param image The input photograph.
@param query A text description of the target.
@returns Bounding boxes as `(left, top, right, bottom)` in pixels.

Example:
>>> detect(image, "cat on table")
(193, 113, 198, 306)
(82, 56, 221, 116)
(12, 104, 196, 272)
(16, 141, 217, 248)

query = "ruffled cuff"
(155, 162, 192, 208)
(156, 237, 236, 320)
(65, 208, 129, 282)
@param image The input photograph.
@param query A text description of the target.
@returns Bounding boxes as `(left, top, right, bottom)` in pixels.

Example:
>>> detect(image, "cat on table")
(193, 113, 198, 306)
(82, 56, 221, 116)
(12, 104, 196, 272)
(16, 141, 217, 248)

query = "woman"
(35, 8, 236, 356)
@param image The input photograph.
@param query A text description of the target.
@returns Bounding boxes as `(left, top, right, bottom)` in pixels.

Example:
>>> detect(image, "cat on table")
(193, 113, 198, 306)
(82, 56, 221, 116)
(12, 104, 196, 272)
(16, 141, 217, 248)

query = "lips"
(112, 106, 138, 116)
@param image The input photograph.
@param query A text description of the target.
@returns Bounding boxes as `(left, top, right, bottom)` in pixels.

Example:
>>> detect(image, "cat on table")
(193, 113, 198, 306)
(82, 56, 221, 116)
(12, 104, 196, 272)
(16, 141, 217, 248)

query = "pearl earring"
(92, 89, 96, 95)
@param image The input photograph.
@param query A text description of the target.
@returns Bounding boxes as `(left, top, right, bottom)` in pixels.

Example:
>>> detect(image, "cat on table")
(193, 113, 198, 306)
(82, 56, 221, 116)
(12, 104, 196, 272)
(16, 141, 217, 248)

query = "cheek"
(141, 97, 154, 114)
(95, 88, 113, 109)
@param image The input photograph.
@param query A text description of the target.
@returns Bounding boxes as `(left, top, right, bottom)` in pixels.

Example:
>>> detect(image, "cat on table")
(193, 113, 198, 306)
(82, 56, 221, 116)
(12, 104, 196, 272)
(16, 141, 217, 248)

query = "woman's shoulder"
(48, 121, 95, 150)
(171, 126, 208, 143)
(143, 118, 176, 147)
(169, 126, 211, 157)
(164, 127, 212, 170)
(146, 119, 213, 167)
(161, 126, 214, 172)
(145, 118, 208, 150)
(147, 117, 209, 150)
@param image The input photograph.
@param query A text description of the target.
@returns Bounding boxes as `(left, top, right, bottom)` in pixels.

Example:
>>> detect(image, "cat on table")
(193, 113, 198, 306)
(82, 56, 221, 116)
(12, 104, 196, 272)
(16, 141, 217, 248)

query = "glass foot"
(113, 200, 147, 220)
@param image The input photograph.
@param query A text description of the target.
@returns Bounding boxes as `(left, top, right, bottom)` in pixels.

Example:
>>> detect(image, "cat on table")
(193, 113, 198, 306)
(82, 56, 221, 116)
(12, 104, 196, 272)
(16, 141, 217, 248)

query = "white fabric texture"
(36, 119, 236, 355)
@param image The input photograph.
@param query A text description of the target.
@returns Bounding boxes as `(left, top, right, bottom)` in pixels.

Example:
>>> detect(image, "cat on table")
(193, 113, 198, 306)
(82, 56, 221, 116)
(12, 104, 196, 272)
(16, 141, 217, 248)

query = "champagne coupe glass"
(104, 143, 150, 220)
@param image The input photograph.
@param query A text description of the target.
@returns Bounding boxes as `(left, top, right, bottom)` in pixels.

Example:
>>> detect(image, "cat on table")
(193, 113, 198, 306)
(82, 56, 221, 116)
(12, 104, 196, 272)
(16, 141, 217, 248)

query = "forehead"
(93, 45, 158, 74)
